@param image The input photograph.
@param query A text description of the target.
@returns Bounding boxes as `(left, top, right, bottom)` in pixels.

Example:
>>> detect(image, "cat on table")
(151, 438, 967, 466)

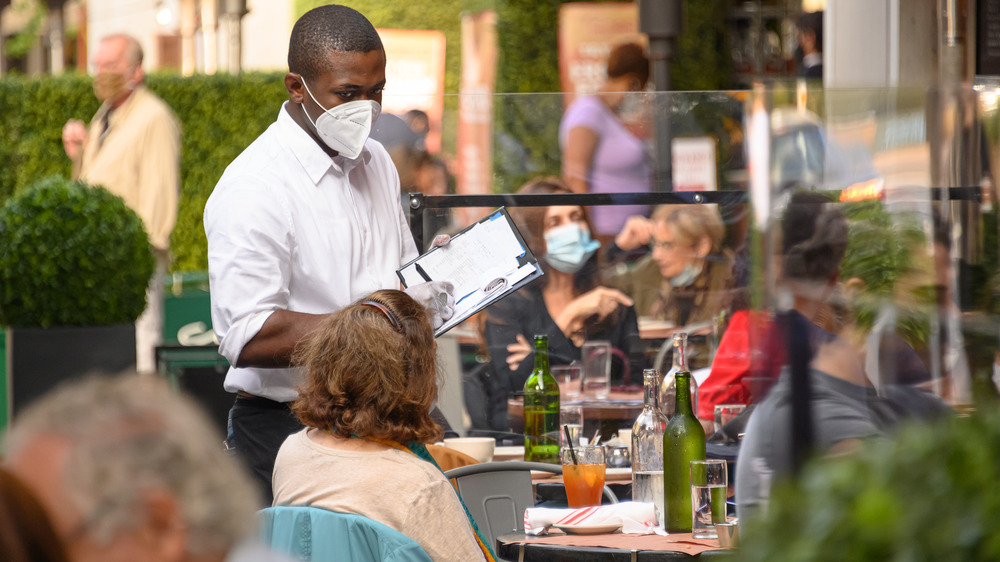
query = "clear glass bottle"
(659, 336, 699, 419)
(523, 335, 560, 463)
(632, 369, 668, 526)
(662, 332, 707, 533)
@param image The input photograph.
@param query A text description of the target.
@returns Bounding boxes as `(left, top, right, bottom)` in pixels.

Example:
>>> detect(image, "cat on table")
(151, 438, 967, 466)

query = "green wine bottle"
(663, 332, 706, 533)
(523, 335, 560, 464)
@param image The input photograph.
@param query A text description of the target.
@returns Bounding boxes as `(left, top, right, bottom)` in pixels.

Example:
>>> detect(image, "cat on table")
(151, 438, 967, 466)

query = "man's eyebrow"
(334, 79, 386, 90)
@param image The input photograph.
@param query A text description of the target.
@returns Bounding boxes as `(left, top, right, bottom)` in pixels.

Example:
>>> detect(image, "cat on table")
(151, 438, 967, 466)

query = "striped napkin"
(524, 502, 663, 535)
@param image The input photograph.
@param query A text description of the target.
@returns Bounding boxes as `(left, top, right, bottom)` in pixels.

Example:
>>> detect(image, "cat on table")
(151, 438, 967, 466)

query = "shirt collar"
(277, 101, 372, 186)
(803, 53, 822, 68)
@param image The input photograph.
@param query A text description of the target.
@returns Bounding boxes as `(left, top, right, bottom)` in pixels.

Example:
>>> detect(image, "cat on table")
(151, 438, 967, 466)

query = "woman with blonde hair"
(272, 289, 490, 561)
(611, 204, 732, 328)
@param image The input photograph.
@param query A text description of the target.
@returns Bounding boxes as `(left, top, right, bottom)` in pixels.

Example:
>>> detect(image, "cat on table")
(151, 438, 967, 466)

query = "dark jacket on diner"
(484, 283, 643, 397)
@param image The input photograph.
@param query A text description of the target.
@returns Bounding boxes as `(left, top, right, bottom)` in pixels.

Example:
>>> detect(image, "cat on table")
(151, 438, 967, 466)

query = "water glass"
(713, 403, 747, 433)
(560, 404, 584, 446)
(552, 364, 583, 399)
(690, 459, 728, 539)
(581, 340, 611, 399)
(561, 445, 606, 507)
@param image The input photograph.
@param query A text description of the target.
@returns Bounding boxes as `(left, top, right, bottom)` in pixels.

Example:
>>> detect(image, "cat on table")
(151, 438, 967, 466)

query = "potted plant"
(0, 176, 154, 419)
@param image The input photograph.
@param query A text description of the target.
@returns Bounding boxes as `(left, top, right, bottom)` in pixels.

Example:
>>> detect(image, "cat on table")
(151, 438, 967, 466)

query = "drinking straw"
(563, 425, 578, 464)
(590, 429, 601, 446)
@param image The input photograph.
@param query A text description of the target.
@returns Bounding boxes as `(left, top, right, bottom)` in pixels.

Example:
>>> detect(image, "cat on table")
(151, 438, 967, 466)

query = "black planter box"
(5, 324, 135, 419)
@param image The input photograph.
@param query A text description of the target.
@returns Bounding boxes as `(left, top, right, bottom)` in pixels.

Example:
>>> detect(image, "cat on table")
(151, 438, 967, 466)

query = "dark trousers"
(230, 394, 304, 505)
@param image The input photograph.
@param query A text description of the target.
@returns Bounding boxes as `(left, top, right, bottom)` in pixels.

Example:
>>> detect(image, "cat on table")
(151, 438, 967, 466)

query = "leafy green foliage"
(0, 72, 287, 272)
(0, 176, 155, 328)
(840, 200, 930, 346)
(148, 73, 288, 271)
(738, 409, 1000, 561)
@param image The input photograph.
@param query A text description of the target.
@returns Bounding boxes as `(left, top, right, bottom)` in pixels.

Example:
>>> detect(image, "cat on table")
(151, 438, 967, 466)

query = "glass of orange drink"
(561, 445, 606, 507)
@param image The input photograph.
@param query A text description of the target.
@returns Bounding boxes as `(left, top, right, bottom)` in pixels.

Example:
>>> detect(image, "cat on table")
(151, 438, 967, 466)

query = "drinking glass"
(552, 364, 583, 400)
(560, 405, 584, 446)
(581, 340, 611, 399)
(713, 403, 747, 433)
(690, 459, 728, 539)
(560, 445, 606, 507)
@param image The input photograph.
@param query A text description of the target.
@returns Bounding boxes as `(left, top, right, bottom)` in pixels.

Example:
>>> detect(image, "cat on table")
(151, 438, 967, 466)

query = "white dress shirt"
(205, 102, 418, 402)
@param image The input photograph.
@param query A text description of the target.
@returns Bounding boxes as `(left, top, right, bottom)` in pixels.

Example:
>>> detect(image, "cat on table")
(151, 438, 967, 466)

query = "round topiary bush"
(0, 176, 155, 328)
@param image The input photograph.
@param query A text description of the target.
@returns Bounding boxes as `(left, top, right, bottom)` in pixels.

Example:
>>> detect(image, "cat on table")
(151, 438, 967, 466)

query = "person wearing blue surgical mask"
(484, 178, 643, 396)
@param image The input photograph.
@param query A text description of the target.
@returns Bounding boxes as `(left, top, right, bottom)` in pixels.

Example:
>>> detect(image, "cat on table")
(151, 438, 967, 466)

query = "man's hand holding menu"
(397, 208, 542, 336)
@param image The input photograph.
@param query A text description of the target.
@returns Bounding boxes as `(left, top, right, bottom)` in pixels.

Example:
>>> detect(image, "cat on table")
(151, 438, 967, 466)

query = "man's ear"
(141, 489, 188, 562)
(285, 72, 305, 104)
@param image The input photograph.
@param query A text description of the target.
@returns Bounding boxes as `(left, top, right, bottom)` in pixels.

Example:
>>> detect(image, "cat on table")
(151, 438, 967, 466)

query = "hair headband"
(360, 300, 403, 333)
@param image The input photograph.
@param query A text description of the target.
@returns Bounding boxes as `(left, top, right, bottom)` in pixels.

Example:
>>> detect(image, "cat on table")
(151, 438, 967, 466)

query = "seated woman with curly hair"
(271, 289, 490, 561)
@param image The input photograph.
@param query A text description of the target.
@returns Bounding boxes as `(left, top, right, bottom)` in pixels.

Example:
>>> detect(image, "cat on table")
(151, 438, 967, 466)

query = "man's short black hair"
(288, 4, 384, 81)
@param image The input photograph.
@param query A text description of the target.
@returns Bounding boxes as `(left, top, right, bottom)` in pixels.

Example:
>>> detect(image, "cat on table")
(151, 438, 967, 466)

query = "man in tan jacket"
(62, 34, 180, 374)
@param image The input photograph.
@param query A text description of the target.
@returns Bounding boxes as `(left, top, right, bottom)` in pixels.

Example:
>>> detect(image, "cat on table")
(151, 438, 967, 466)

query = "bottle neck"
(674, 372, 694, 416)
(643, 371, 658, 411)
(672, 339, 688, 373)
(534, 343, 549, 373)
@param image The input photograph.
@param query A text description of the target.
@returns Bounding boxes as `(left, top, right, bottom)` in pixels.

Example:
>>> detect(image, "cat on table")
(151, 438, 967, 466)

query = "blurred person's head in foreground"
(5, 375, 259, 562)
(92, 34, 144, 108)
(650, 204, 725, 287)
(293, 289, 442, 445)
(0, 466, 70, 562)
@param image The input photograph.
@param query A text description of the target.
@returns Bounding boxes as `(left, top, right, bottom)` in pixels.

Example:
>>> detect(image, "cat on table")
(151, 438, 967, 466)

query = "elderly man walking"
(62, 33, 180, 374)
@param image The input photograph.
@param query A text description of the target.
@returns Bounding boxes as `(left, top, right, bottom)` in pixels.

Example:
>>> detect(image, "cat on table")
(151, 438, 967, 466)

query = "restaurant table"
(508, 391, 645, 439)
(496, 532, 730, 561)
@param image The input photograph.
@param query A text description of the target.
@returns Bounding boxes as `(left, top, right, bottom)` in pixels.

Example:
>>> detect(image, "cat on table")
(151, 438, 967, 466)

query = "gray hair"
(5, 375, 258, 556)
(101, 33, 144, 68)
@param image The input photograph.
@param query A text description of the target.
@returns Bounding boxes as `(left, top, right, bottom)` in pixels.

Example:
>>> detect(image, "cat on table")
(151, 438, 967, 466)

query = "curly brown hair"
(292, 289, 443, 444)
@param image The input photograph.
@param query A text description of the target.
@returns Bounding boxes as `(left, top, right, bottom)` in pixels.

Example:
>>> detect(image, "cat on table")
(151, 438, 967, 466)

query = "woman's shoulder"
(561, 96, 611, 130)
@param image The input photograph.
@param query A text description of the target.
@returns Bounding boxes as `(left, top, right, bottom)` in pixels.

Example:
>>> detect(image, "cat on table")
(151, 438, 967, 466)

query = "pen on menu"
(415, 263, 432, 282)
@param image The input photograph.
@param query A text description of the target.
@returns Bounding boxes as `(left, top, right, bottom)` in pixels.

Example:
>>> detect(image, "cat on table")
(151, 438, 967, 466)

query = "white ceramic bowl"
(618, 429, 632, 444)
(442, 437, 495, 463)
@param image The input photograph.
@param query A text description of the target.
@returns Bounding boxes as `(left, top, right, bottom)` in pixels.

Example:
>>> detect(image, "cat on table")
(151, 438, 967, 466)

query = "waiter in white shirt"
(204, 4, 453, 502)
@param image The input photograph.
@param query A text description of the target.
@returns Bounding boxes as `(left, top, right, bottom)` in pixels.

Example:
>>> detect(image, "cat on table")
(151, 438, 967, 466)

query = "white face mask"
(300, 77, 381, 159)
(670, 261, 704, 287)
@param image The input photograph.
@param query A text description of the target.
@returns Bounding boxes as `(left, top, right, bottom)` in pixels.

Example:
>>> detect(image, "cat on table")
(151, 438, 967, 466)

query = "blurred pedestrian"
(559, 42, 652, 238)
(62, 33, 180, 374)
(796, 12, 823, 79)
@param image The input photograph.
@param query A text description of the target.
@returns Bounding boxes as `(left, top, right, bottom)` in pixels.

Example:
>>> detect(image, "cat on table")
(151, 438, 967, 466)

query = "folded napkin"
(524, 502, 665, 535)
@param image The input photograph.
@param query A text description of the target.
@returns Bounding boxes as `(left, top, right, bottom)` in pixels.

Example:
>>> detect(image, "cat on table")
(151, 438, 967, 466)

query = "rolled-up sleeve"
(205, 178, 293, 366)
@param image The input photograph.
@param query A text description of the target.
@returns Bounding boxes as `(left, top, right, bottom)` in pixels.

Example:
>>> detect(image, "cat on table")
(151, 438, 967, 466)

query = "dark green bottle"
(523, 335, 560, 463)
(663, 332, 706, 532)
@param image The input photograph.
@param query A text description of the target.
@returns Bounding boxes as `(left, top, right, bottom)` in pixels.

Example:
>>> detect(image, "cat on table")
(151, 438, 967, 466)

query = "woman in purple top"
(559, 43, 653, 238)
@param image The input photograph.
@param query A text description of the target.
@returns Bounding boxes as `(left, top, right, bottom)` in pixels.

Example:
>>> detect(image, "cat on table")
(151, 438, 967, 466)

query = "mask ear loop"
(360, 300, 404, 334)
(296, 75, 328, 129)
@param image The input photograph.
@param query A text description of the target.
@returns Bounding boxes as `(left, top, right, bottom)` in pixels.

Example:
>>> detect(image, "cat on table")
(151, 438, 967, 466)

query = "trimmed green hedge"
(0, 72, 288, 271)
